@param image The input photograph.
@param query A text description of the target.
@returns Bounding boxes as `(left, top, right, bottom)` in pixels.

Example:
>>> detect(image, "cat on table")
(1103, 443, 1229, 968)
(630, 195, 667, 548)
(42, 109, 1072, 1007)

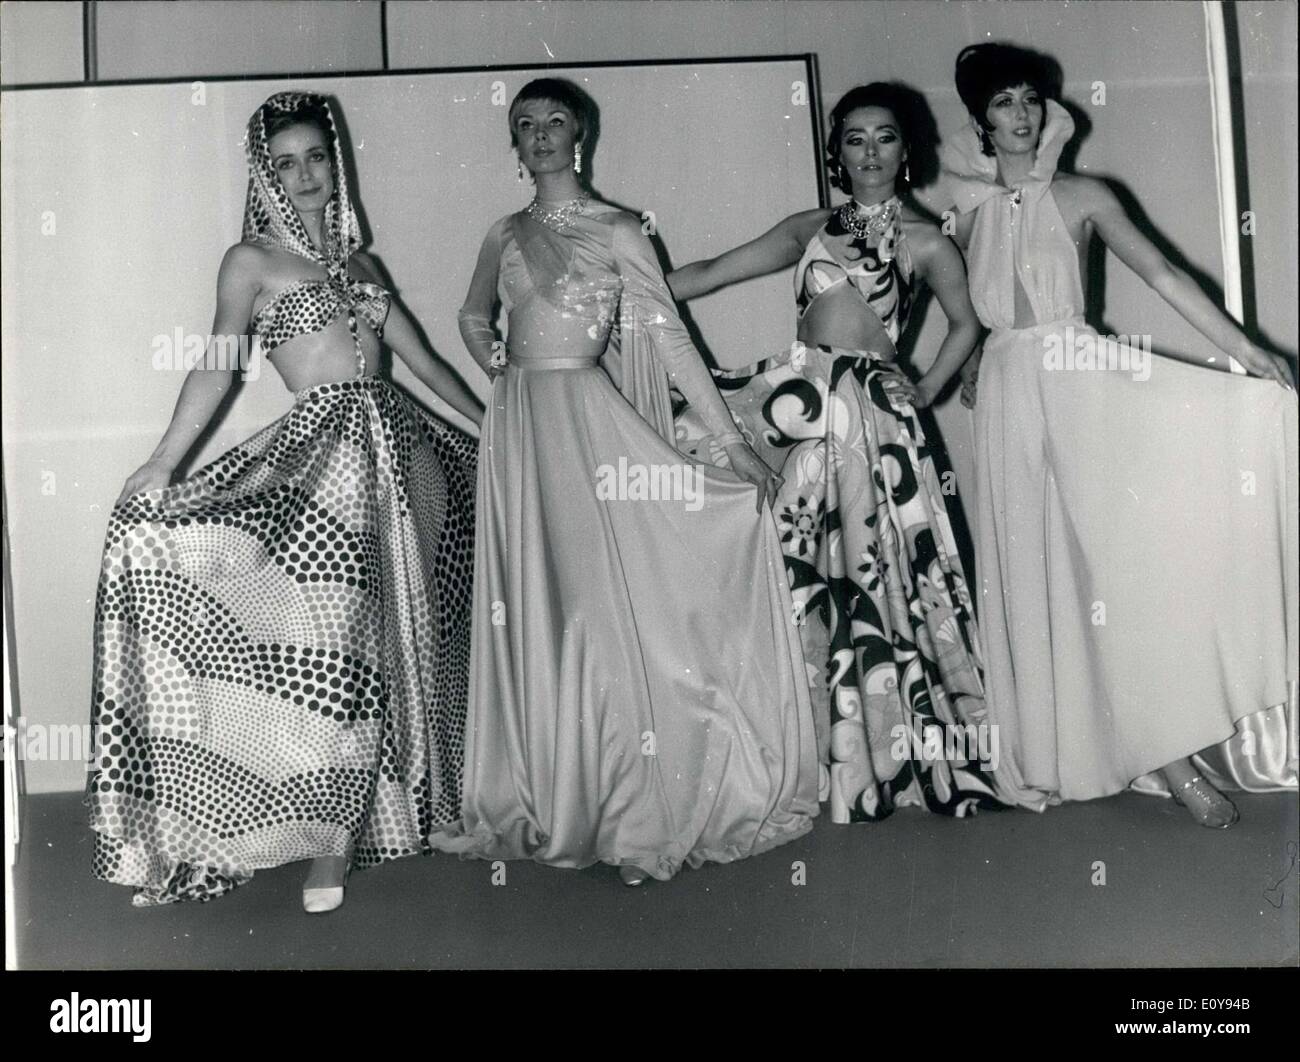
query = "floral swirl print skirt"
(676, 342, 1009, 821)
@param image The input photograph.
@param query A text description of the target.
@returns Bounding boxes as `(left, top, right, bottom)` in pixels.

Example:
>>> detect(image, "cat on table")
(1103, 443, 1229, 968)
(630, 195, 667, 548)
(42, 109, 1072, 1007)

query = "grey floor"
(11, 789, 1298, 969)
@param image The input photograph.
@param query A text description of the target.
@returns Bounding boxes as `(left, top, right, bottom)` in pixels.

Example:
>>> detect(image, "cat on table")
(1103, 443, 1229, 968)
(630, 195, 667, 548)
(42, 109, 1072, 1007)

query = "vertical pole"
(1203, 1, 1246, 372)
(83, 0, 98, 83)
(3, 478, 25, 877)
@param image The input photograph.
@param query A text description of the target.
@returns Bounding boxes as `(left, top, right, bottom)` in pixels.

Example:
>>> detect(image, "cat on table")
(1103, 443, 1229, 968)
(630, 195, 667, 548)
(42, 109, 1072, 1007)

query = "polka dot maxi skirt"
(86, 375, 476, 905)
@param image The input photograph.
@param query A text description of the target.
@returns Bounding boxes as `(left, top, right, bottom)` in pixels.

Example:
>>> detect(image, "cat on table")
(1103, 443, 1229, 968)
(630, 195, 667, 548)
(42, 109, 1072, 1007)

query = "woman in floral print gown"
(672, 83, 1025, 821)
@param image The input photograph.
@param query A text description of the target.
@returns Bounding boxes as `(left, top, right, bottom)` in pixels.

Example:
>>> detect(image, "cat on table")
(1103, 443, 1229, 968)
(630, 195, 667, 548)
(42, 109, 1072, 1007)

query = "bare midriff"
(796, 284, 897, 354)
(263, 314, 383, 391)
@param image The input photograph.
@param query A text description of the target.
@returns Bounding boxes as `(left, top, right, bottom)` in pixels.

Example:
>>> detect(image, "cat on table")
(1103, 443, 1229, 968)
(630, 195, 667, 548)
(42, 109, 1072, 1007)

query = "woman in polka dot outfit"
(86, 92, 483, 912)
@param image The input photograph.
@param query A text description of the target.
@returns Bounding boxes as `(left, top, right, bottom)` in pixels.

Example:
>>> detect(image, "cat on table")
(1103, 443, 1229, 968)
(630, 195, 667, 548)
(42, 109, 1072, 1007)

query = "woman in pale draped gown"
(944, 43, 1298, 826)
(428, 79, 818, 883)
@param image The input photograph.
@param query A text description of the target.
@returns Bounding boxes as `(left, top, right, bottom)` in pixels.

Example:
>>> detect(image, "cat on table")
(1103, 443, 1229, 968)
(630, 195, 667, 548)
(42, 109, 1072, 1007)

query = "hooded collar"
(241, 92, 361, 269)
(940, 98, 1075, 215)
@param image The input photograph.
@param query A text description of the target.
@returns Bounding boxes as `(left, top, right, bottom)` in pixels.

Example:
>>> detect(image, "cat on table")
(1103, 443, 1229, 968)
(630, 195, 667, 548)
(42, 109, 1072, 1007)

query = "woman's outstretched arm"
(1079, 176, 1295, 390)
(666, 209, 827, 301)
(353, 253, 484, 428)
(115, 243, 260, 504)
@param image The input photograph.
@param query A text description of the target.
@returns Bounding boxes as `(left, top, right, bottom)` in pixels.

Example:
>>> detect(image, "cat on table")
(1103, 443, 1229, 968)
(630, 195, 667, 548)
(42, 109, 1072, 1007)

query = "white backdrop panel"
(1, 58, 819, 791)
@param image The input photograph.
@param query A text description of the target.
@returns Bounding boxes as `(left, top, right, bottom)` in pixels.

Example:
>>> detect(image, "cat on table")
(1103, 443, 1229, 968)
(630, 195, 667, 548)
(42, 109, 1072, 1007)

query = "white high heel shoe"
(619, 864, 650, 887)
(302, 857, 351, 914)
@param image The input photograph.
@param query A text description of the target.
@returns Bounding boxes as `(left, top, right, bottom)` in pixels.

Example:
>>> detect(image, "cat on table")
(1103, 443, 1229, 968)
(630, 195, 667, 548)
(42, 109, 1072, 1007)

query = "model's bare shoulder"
(227, 239, 271, 267)
(1051, 172, 1118, 233)
(899, 209, 942, 245)
(786, 206, 833, 242)
(220, 241, 274, 286)
(898, 211, 952, 270)
(348, 250, 384, 284)
(1052, 172, 1111, 208)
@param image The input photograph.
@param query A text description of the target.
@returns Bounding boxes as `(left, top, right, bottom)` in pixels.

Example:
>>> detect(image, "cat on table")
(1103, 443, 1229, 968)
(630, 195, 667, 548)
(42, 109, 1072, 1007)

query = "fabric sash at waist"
(510, 356, 602, 371)
(985, 314, 1087, 341)
(292, 373, 387, 402)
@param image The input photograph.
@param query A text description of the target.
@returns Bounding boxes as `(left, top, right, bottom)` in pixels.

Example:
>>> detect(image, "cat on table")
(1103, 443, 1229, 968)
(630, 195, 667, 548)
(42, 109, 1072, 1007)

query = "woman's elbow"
(196, 333, 246, 374)
(949, 324, 982, 358)
(944, 306, 981, 340)
(1146, 259, 1183, 297)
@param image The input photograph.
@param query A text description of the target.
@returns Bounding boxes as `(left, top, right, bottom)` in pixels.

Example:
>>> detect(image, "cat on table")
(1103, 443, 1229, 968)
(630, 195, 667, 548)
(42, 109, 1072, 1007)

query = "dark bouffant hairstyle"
(954, 42, 1062, 129)
(264, 97, 337, 155)
(507, 77, 598, 148)
(825, 81, 939, 192)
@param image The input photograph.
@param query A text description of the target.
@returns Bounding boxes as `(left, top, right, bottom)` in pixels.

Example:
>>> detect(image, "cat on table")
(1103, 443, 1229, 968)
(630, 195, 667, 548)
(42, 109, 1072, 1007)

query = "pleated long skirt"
(430, 357, 819, 880)
(974, 318, 1298, 803)
(88, 376, 477, 904)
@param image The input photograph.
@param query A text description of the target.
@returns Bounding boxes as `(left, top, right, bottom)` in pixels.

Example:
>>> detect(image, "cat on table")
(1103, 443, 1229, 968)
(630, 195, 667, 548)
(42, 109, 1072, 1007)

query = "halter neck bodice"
(939, 99, 1083, 332)
(794, 201, 913, 344)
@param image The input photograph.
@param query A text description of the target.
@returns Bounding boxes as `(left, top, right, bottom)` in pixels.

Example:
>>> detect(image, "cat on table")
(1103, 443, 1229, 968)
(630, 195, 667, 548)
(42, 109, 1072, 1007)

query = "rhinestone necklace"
(838, 196, 900, 241)
(526, 194, 589, 232)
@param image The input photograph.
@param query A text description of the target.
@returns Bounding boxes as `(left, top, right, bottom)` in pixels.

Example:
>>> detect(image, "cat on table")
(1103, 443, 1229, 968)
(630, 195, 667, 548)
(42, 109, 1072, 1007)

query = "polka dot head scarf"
(241, 91, 361, 268)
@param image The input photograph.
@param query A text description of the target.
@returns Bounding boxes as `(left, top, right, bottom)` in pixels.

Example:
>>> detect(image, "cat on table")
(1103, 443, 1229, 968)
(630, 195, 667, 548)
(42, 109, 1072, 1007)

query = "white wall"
(2, 58, 816, 792)
(3, 0, 1296, 792)
(389, 0, 1300, 531)
(95, 0, 384, 80)
(0, 0, 84, 84)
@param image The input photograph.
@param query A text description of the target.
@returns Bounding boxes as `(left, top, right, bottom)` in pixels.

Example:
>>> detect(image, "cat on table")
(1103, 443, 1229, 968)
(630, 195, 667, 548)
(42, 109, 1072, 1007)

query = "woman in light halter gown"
(943, 43, 1298, 827)
(429, 79, 818, 884)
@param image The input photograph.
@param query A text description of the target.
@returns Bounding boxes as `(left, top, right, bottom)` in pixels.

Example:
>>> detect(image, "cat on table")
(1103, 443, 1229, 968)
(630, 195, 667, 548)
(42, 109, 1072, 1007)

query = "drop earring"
(573, 142, 583, 175)
(903, 161, 911, 184)
(517, 157, 525, 182)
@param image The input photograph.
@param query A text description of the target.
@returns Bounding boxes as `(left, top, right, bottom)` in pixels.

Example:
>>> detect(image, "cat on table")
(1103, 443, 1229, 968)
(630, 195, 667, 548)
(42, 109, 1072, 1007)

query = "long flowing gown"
(86, 91, 478, 904)
(429, 204, 818, 879)
(675, 204, 1010, 821)
(943, 99, 1298, 803)
(88, 378, 477, 904)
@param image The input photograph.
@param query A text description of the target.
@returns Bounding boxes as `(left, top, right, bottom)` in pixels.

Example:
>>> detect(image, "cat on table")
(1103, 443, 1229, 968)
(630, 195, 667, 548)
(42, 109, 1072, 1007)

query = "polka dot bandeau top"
(252, 273, 391, 357)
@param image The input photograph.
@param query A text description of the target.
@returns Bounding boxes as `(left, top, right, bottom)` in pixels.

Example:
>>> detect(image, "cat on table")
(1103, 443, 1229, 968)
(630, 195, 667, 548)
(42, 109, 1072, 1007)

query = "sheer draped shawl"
(458, 206, 743, 448)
